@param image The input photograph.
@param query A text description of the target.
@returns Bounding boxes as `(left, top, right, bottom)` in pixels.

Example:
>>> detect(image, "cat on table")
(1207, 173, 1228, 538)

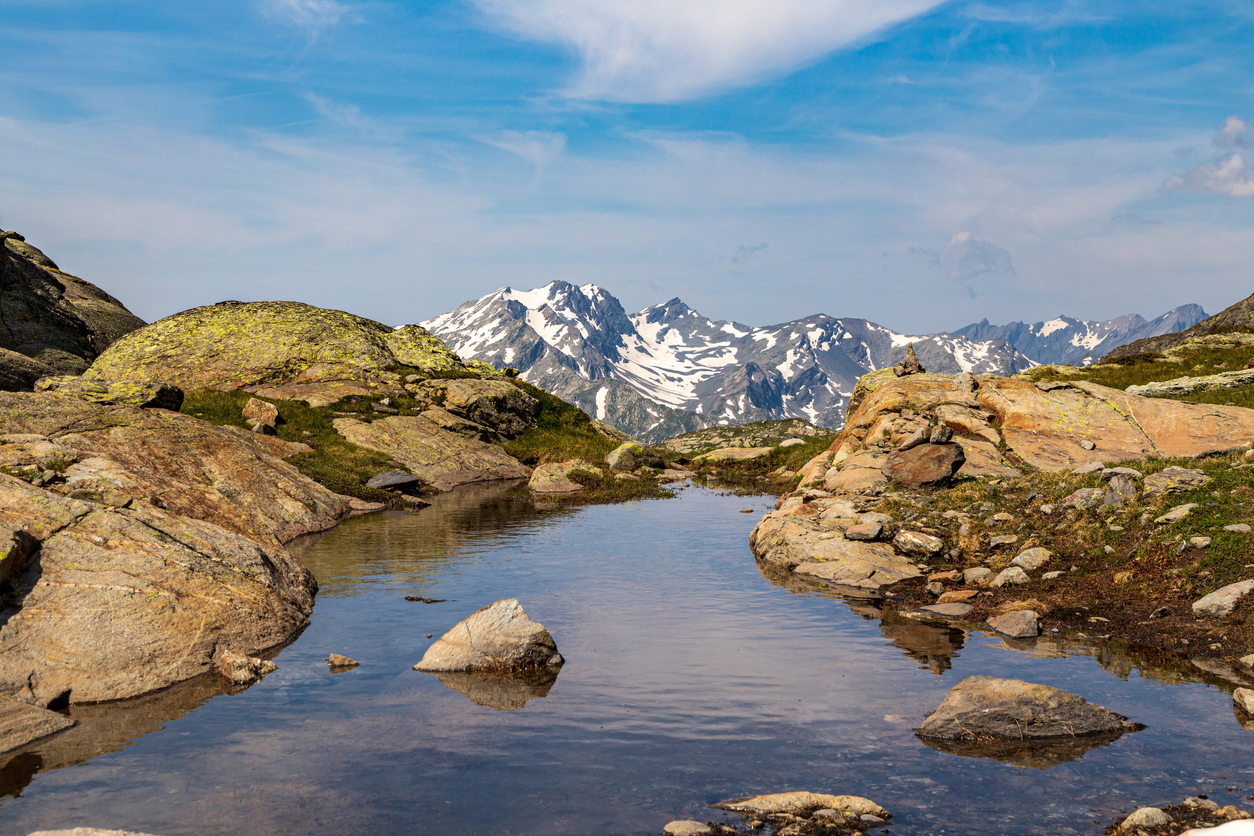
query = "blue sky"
(2, 0, 1253, 333)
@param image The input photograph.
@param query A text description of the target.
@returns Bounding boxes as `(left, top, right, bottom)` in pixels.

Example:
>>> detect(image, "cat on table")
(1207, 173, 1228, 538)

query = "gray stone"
(989, 534, 1019, 547)
(366, 470, 421, 491)
(893, 342, 924, 377)
(844, 522, 883, 541)
(883, 442, 964, 487)
(987, 610, 1040, 638)
(1190, 535, 1212, 549)
(990, 566, 1030, 587)
(1078, 439, 1096, 451)
(922, 603, 974, 618)
(779, 438, 805, 448)
(916, 675, 1141, 741)
(528, 459, 600, 494)
(1234, 688, 1254, 714)
(371, 401, 400, 415)
(606, 442, 642, 472)
(926, 581, 945, 596)
(1127, 367, 1254, 398)
(858, 512, 895, 527)
(1062, 488, 1105, 509)
(1224, 523, 1252, 533)
(414, 598, 563, 672)
(1011, 548, 1053, 572)
(1072, 461, 1106, 475)
(1101, 467, 1144, 481)
(242, 397, 279, 427)
(1042, 571, 1064, 580)
(963, 567, 992, 585)
(1122, 807, 1172, 829)
(712, 792, 889, 818)
(898, 427, 928, 451)
(663, 821, 711, 836)
(1156, 503, 1198, 524)
(1143, 467, 1212, 496)
(893, 529, 945, 557)
(1192, 580, 1254, 618)
(953, 372, 977, 392)
(794, 540, 923, 590)
(1104, 474, 1138, 507)
(929, 426, 954, 444)
(249, 420, 276, 435)
(1240, 654, 1254, 670)
(215, 650, 276, 685)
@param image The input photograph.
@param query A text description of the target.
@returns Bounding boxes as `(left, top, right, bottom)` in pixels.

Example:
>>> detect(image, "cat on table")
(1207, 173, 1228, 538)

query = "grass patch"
(503, 380, 630, 467)
(683, 434, 840, 495)
(181, 389, 416, 506)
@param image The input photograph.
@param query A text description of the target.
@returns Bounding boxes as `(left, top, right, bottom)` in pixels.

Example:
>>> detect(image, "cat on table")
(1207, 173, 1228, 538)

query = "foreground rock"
(917, 675, 1142, 742)
(34, 376, 184, 410)
(0, 695, 76, 754)
(1, 231, 145, 391)
(529, 459, 601, 494)
(413, 598, 564, 672)
(0, 392, 342, 708)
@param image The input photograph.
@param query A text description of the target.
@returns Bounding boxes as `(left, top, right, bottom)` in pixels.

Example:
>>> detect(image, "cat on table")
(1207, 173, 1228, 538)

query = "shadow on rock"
(918, 728, 1133, 769)
(434, 667, 560, 711)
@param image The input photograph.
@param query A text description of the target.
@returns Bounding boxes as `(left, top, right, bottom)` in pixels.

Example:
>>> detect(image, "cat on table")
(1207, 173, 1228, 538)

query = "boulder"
(793, 539, 923, 590)
(242, 397, 279, 427)
(528, 459, 600, 494)
(216, 650, 277, 685)
(893, 529, 945, 557)
(843, 521, 883, 541)
(413, 598, 563, 672)
(1104, 474, 1138, 507)
(1192, 580, 1254, 618)
(987, 610, 1040, 638)
(1144, 467, 1213, 496)
(990, 567, 1030, 587)
(85, 300, 464, 396)
(34, 376, 183, 410)
(0, 694, 76, 754)
(334, 416, 530, 492)
(779, 437, 805, 448)
(1156, 503, 1197, 524)
(1011, 548, 1052, 572)
(0, 234, 145, 391)
(1062, 488, 1104, 510)
(327, 654, 359, 669)
(917, 675, 1142, 741)
(1234, 688, 1254, 715)
(606, 442, 642, 472)
(1121, 807, 1172, 829)
(662, 822, 711, 836)
(883, 443, 965, 488)
(365, 470, 421, 491)
(413, 378, 538, 439)
(712, 792, 889, 818)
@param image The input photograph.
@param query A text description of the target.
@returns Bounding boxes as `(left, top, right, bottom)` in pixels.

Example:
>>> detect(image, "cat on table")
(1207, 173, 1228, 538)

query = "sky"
(2, 0, 1253, 334)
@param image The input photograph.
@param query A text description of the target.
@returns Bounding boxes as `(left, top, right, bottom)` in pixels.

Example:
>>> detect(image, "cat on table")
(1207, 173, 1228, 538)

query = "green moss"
(502, 380, 623, 466)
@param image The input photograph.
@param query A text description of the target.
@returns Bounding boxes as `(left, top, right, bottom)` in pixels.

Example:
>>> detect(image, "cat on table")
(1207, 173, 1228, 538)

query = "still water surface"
(2, 485, 1253, 835)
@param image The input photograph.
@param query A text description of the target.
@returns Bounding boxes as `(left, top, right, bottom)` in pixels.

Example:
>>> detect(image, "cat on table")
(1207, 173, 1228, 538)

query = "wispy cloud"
(731, 242, 769, 264)
(471, 0, 948, 102)
(911, 231, 1015, 283)
(479, 130, 567, 169)
(1162, 116, 1254, 198)
(260, 0, 349, 38)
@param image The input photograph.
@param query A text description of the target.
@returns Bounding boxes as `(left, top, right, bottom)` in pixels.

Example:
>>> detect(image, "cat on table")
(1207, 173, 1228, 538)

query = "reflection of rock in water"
(0, 672, 225, 798)
(918, 729, 1132, 769)
(878, 612, 966, 674)
(1237, 705, 1254, 732)
(434, 667, 560, 711)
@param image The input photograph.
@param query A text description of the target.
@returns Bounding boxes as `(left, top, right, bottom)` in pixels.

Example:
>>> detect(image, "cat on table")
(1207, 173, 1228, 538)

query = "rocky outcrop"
(334, 415, 530, 492)
(916, 675, 1142, 741)
(529, 459, 600, 494)
(86, 300, 464, 401)
(411, 378, 538, 439)
(34, 376, 184, 410)
(413, 598, 564, 672)
(0, 695, 76, 755)
(1127, 367, 1254, 397)
(1104, 291, 1254, 360)
(0, 231, 145, 390)
(661, 418, 829, 455)
(0, 391, 349, 709)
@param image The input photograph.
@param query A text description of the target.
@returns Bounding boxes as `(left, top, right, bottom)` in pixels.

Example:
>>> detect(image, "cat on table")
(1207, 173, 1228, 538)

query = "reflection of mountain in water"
(918, 729, 1133, 770)
(433, 667, 561, 711)
(0, 672, 226, 799)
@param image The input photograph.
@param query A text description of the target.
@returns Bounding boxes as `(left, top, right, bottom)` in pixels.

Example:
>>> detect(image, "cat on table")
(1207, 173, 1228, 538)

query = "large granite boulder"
(917, 675, 1142, 741)
(413, 598, 564, 673)
(333, 415, 530, 492)
(412, 378, 538, 439)
(883, 442, 965, 487)
(86, 300, 465, 401)
(0, 231, 145, 391)
(0, 392, 349, 708)
(34, 376, 183, 410)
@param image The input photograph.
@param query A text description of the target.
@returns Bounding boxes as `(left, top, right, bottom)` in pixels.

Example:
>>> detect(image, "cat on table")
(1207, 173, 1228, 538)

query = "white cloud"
(479, 130, 567, 168)
(1162, 116, 1254, 198)
(471, 0, 948, 102)
(261, 0, 348, 37)
(731, 242, 769, 264)
(910, 231, 1014, 282)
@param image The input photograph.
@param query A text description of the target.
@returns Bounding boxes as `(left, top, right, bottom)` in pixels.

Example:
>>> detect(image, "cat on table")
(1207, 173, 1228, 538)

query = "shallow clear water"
(2, 484, 1253, 835)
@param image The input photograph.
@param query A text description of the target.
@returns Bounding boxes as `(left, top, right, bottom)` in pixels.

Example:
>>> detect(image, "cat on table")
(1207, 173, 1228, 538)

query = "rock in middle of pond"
(413, 598, 563, 672)
(917, 675, 1142, 741)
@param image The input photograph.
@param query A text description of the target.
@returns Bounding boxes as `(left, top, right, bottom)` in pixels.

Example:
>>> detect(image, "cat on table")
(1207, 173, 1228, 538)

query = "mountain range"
(953, 306, 1208, 366)
(421, 283, 1035, 443)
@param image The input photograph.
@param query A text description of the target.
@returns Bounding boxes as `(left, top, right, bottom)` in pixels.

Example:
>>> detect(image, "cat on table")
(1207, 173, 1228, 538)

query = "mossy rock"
(86, 301, 466, 392)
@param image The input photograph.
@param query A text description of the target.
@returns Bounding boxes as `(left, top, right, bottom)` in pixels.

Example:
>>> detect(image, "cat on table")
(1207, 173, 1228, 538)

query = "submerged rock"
(917, 675, 1142, 742)
(413, 598, 563, 673)
(215, 650, 277, 686)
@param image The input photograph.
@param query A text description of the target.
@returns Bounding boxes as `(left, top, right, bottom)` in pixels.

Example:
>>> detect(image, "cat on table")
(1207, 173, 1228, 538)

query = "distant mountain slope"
(1103, 293, 1254, 361)
(422, 282, 1033, 443)
(953, 305, 1207, 366)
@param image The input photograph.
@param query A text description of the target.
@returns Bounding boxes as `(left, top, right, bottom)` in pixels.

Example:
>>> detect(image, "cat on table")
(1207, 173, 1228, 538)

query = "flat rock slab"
(1193, 580, 1254, 618)
(987, 610, 1040, 638)
(335, 416, 530, 492)
(662, 822, 711, 836)
(366, 470, 421, 491)
(883, 443, 965, 487)
(1011, 548, 1052, 572)
(414, 598, 563, 672)
(794, 540, 922, 590)
(35, 376, 183, 411)
(921, 603, 974, 618)
(917, 675, 1142, 741)
(0, 695, 76, 754)
(712, 792, 889, 818)
(1144, 467, 1213, 496)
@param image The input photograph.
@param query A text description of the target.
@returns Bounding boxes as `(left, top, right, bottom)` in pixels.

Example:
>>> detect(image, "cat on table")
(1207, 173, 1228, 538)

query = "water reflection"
(432, 668, 561, 711)
(918, 729, 1134, 770)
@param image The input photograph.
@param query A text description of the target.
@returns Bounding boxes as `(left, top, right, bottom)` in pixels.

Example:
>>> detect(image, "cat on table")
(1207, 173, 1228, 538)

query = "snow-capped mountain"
(421, 282, 1034, 443)
(952, 305, 1207, 366)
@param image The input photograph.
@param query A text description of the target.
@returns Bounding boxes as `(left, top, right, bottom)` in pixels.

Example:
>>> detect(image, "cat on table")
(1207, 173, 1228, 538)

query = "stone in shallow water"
(987, 610, 1039, 639)
(1122, 807, 1171, 829)
(414, 598, 563, 672)
(327, 654, 359, 669)
(711, 792, 889, 818)
(662, 821, 711, 836)
(1235, 688, 1254, 715)
(922, 603, 973, 618)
